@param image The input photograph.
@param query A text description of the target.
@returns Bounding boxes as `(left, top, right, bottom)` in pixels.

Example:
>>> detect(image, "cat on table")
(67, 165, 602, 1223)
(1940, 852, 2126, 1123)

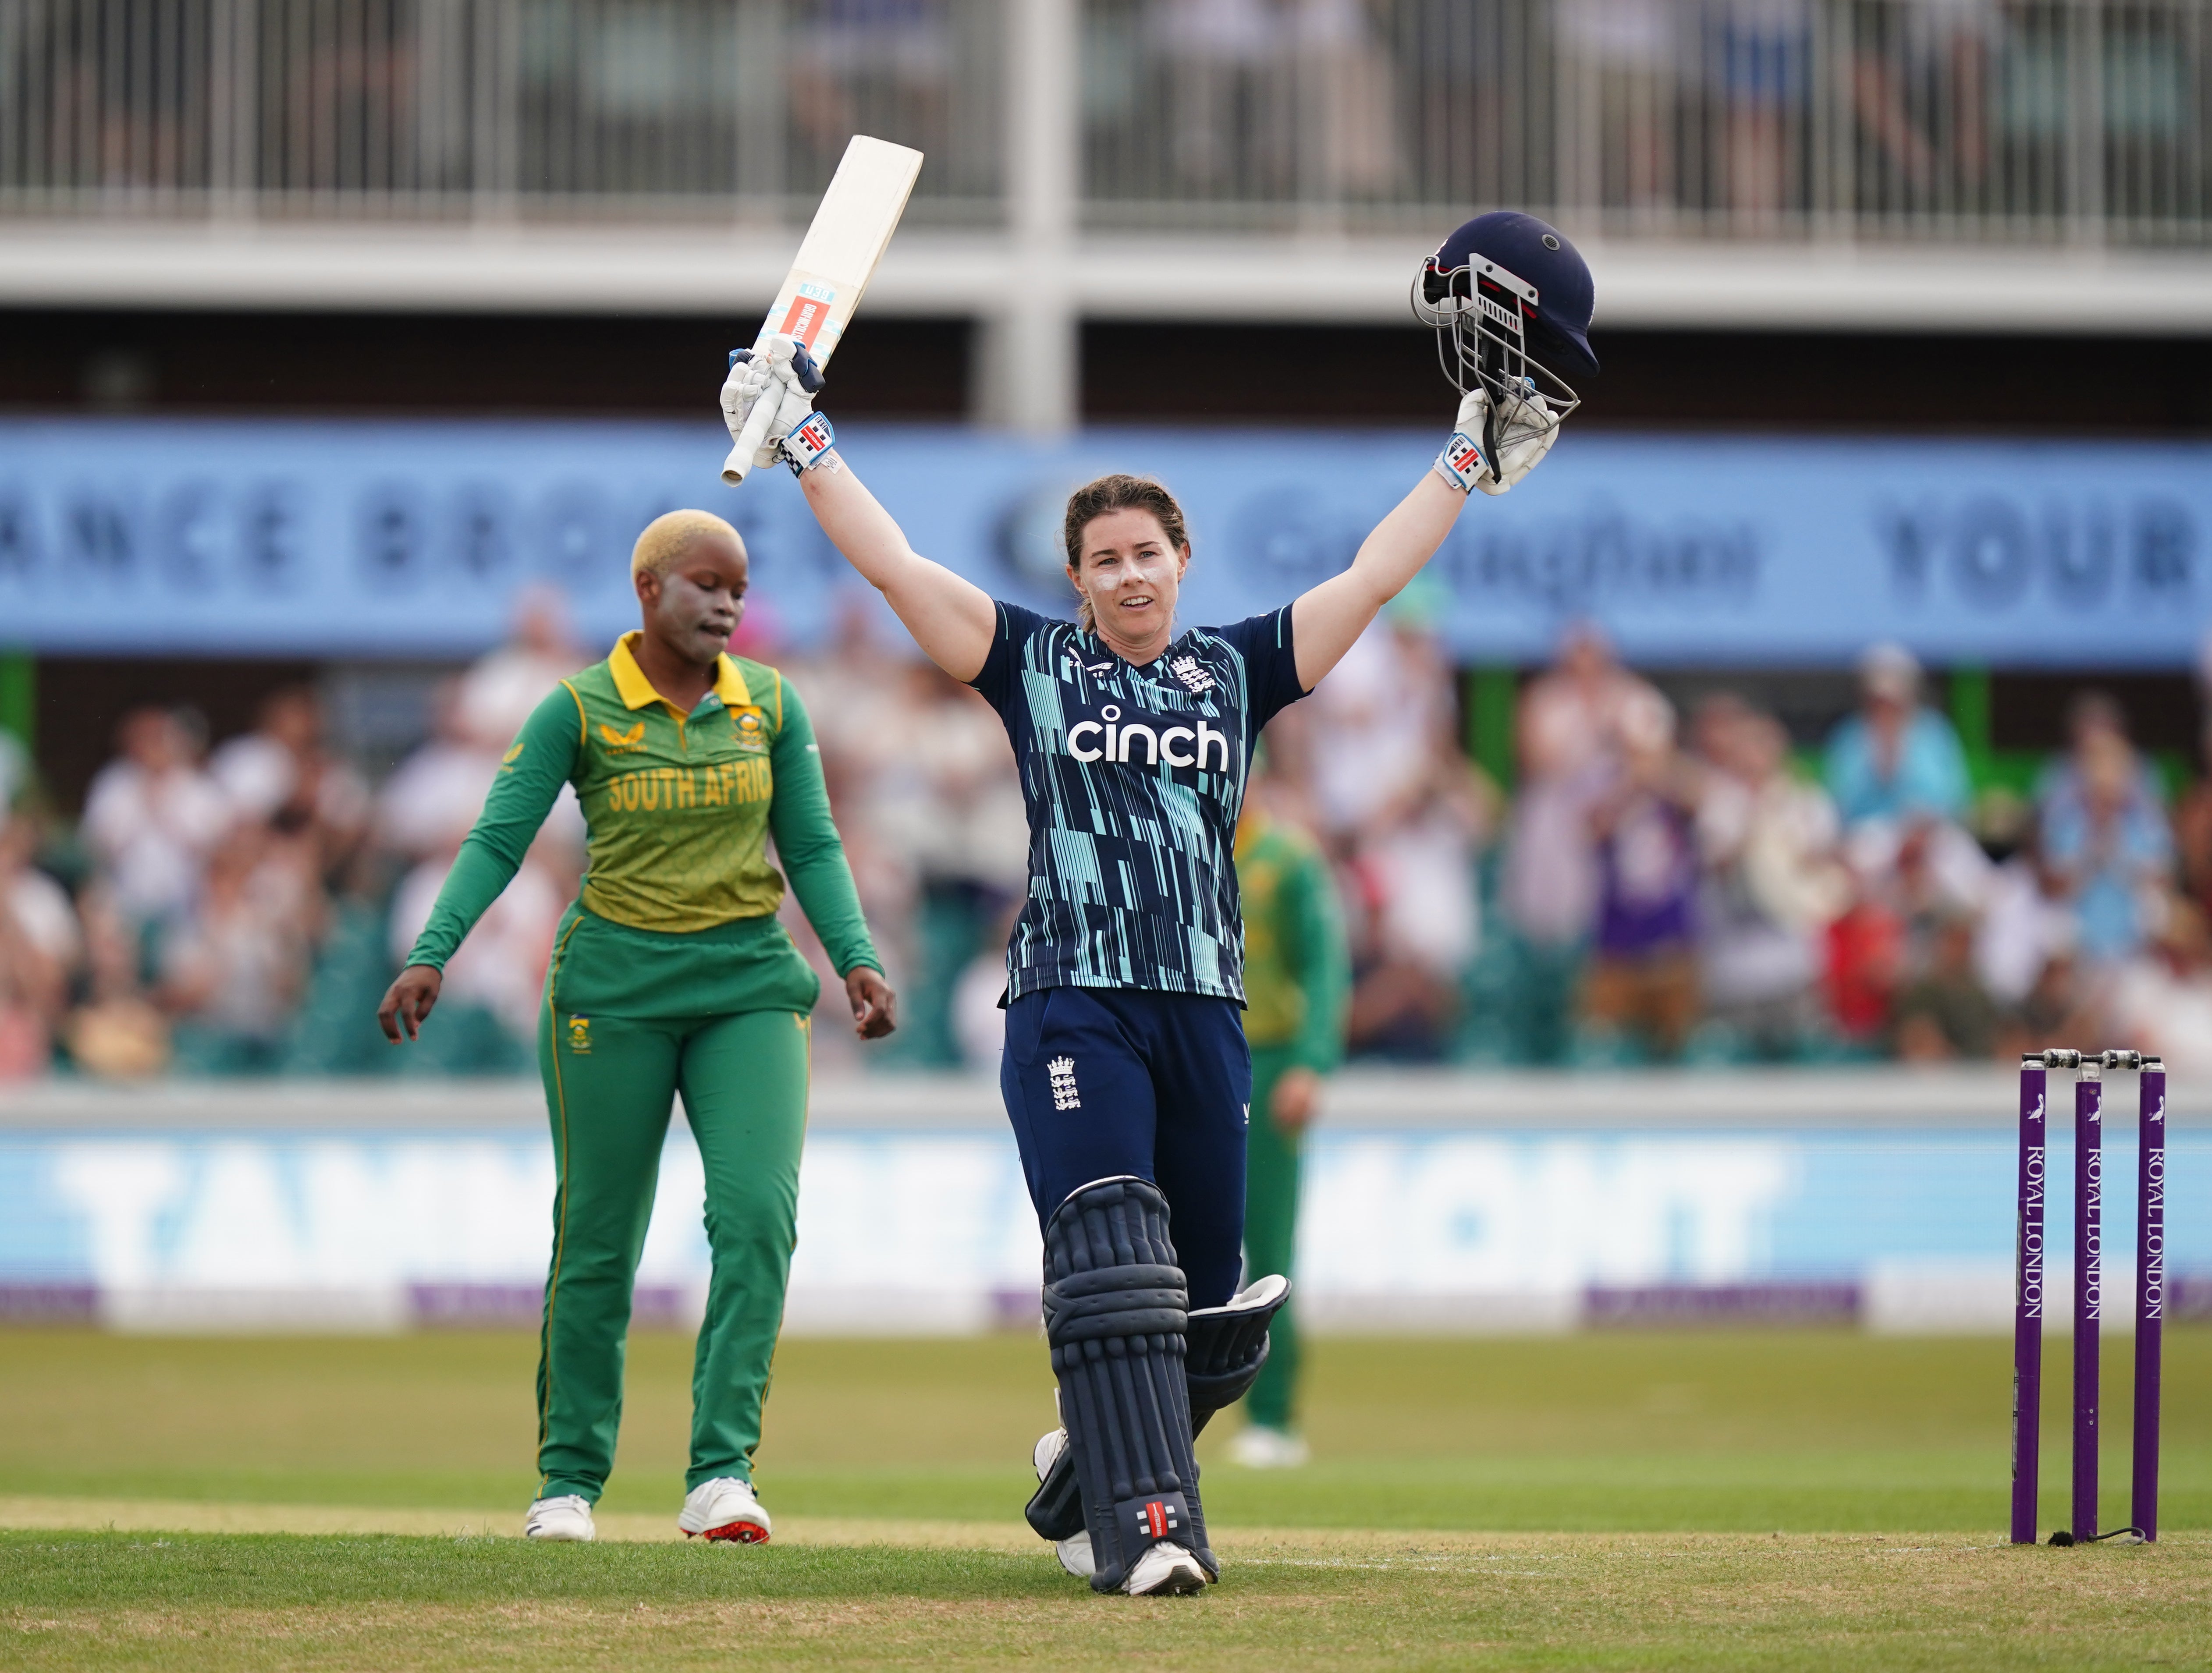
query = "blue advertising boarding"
(1, 418, 2206, 666)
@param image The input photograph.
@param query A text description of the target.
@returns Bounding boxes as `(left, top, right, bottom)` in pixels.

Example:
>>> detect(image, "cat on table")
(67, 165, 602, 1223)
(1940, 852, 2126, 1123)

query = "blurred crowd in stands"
(4, 585, 2212, 1082)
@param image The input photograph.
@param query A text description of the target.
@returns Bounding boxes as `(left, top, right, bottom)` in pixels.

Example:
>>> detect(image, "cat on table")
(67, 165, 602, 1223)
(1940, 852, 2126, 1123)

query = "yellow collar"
(610, 632, 752, 713)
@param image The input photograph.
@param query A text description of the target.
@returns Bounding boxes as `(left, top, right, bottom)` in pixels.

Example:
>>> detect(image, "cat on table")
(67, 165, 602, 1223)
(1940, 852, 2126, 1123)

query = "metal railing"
(0, 0, 1005, 221)
(1083, 0, 2211, 244)
(2, 0, 2205, 243)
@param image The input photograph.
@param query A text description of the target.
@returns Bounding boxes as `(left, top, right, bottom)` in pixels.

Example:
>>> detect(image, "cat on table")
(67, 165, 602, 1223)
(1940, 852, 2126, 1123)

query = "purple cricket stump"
(2011, 1058, 2048, 1545)
(2134, 1060, 2167, 1542)
(2072, 1064, 2103, 1544)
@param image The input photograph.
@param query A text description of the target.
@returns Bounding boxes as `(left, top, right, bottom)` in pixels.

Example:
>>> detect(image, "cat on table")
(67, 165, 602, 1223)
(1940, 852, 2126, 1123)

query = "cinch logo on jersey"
(607, 761, 770, 813)
(1065, 704, 1231, 771)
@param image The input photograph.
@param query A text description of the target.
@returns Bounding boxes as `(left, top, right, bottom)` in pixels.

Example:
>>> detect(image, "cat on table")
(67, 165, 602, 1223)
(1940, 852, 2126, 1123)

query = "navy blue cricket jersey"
(969, 600, 1308, 1004)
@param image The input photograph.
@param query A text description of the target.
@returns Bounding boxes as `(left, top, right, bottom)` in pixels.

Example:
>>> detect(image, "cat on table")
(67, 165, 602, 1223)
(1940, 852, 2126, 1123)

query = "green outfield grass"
(7, 1328, 2206, 1669)
(4, 1529, 2205, 1672)
(3, 1326, 2206, 1534)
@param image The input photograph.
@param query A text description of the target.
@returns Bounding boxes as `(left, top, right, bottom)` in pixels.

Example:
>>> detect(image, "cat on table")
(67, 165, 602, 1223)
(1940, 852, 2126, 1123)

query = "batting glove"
(720, 334, 824, 468)
(1434, 383, 1562, 496)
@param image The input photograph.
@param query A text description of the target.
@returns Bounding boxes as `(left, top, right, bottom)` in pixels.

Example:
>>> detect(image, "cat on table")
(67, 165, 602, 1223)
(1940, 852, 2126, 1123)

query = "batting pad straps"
(1041, 1176, 1214, 1591)
(1044, 1265, 1188, 1344)
(1186, 1273, 1291, 1434)
(1433, 430, 1491, 494)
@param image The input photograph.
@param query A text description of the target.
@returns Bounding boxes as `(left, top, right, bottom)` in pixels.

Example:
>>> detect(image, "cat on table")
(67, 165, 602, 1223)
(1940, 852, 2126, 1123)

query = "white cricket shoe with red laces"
(677, 1477, 772, 1544)
(524, 1495, 595, 1542)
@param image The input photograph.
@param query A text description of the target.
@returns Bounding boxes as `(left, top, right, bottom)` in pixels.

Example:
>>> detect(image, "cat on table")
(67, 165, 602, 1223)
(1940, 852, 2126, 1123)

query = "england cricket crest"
(1047, 1056, 1080, 1111)
(1168, 654, 1216, 695)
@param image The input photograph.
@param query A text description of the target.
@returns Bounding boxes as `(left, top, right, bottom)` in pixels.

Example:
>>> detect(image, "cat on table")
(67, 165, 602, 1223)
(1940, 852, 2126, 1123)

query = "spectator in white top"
(81, 706, 235, 926)
(376, 680, 496, 860)
(454, 584, 587, 751)
(1975, 822, 2079, 1012)
(1303, 589, 1457, 842)
(1694, 698, 1850, 1056)
(158, 821, 323, 1073)
(0, 811, 80, 1079)
(209, 685, 370, 872)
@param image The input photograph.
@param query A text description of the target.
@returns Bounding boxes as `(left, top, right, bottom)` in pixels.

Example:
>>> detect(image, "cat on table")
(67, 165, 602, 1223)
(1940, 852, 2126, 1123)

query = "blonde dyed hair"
(632, 509, 744, 579)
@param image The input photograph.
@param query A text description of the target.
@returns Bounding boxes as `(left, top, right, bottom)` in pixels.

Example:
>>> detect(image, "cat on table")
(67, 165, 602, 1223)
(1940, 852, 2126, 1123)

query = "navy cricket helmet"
(1412, 211, 1596, 417)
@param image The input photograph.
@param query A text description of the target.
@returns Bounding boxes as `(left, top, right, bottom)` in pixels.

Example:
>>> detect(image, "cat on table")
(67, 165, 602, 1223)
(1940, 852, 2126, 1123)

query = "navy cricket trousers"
(999, 985, 1252, 1310)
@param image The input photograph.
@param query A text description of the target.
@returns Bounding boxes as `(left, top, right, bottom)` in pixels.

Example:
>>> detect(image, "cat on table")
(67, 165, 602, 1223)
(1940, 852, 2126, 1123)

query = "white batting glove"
(720, 334, 824, 468)
(718, 352, 775, 454)
(1434, 383, 1562, 496)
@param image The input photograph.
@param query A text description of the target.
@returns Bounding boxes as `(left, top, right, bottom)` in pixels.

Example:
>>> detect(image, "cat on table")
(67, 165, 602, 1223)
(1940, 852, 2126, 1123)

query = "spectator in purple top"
(1579, 687, 1703, 1060)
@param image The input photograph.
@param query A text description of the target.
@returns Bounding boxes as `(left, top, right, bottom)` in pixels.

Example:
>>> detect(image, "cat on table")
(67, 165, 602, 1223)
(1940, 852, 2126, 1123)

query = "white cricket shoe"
(1124, 1542, 1209, 1596)
(1055, 1531, 1095, 1578)
(1229, 1424, 1310, 1468)
(524, 1494, 596, 1542)
(677, 1477, 772, 1544)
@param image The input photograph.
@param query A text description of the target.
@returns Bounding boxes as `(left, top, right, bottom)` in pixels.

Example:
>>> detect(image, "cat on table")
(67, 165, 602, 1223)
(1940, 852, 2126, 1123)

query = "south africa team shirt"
(969, 601, 1308, 1004)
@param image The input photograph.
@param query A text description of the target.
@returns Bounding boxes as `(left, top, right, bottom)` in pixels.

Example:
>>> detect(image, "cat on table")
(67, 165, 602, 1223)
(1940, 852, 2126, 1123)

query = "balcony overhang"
(0, 220, 2207, 334)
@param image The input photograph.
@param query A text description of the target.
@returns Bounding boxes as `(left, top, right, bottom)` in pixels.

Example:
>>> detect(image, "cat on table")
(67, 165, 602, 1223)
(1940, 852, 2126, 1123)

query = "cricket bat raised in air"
(721, 134, 925, 486)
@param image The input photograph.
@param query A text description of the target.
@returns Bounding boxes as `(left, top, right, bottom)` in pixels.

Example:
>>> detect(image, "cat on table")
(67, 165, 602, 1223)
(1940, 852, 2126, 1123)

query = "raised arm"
(798, 453, 996, 683)
(1289, 473, 1467, 690)
(724, 342, 995, 680)
(1289, 385, 1561, 690)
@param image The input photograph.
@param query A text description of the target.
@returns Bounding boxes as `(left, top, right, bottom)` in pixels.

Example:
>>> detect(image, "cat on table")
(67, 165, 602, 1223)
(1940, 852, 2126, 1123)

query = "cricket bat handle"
(721, 370, 782, 487)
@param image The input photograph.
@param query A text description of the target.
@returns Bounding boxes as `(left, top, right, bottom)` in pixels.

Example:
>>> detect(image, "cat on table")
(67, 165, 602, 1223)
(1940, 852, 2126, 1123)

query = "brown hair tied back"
(1062, 475, 1191, 632)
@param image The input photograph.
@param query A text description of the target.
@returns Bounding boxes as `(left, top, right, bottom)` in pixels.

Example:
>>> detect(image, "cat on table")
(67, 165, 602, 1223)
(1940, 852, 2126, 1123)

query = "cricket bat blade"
(721, 134, 924, 488)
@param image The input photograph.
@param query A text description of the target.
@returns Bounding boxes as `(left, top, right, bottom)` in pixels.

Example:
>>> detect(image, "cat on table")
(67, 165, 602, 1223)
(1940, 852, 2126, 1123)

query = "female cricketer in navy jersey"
(725, 213, 1594, 1595)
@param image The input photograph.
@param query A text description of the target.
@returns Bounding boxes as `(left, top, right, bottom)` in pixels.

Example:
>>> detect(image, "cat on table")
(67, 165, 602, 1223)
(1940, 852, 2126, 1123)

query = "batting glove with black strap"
(1432, 381, 1560, 496)
(720, 334, 827, 472)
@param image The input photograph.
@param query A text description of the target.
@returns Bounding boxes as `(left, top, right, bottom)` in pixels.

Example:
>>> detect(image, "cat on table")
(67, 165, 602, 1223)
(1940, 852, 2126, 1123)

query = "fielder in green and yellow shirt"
(1231, 773, 1349, 1467)
(378, 509, 894, 1548)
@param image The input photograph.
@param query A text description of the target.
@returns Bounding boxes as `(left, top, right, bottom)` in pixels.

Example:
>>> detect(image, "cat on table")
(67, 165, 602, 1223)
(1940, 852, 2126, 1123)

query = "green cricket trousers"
(533, 904, 819, 1503)
(1242, 1043, 1304, 1431)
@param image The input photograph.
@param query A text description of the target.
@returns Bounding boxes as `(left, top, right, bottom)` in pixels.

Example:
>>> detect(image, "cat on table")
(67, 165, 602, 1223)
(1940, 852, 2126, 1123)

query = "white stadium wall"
(2, 1069, 2201, 1336)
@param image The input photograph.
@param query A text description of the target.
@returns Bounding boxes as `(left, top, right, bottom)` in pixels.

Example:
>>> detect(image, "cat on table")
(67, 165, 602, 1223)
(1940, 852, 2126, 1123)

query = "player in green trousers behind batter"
(377, 510, 896, 1546)
(1230, 760, 1350, 1468)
